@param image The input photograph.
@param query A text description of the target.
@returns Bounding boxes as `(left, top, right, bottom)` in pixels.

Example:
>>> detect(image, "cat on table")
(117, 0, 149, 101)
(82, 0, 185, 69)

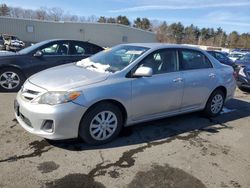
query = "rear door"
(179, 49, 217, 111)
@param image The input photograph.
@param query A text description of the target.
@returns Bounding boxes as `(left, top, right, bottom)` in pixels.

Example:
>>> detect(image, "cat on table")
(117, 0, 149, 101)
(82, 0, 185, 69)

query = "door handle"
(173, 78, 183, 82)
(209, 73, 216, 78)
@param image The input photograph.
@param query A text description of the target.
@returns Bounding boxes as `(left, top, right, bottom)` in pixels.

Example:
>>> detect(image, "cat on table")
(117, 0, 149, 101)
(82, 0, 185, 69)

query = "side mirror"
(133, 67, 153, 77)
(34, 50, 43, 57)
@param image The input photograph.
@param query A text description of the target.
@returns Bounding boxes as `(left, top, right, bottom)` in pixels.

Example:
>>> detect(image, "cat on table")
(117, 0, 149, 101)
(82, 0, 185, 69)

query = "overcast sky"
(1, 0, 250, 33)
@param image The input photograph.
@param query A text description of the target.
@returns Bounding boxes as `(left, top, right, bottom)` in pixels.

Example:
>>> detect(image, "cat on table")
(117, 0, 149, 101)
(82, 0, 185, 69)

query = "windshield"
(19, 40, 49, 54)
(76, 45, 149, 73)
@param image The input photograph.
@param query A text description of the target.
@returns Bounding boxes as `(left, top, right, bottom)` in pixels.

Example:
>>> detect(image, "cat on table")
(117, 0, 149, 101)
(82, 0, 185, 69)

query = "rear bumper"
(15, 91, 87, 140)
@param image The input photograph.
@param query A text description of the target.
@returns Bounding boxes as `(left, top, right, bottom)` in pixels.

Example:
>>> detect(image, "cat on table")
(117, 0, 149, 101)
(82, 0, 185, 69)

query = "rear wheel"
(0, 68, 25, 92)
(79, 102, 123, 145)
(203, 89, 225, 117)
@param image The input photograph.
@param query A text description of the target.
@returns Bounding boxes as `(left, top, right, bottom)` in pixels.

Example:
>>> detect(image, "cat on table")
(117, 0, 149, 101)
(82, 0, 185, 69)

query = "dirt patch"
(37, 161, 60, 173)
(127, 164, 206, 188)
(44, 173, 105, 188)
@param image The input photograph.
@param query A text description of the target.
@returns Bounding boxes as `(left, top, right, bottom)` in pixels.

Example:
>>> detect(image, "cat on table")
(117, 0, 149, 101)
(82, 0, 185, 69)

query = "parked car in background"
(15, 43, 236, 145)
(0, 39, 104, 92)
(207, 50, 235, 68)
(0, 34, 25, 51)
(236, 65, 250, 91)
(235, 53, 250, 67)
(0, 35, 5, 50)
(228, 53, 244, 62)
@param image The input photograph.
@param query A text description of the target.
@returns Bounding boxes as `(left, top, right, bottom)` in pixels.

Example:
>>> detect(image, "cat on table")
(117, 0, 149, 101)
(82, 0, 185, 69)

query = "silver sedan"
(15, 43, 236, 145)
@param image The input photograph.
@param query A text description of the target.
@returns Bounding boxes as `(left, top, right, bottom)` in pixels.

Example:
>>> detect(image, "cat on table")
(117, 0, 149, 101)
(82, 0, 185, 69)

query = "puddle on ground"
(127, 164, 206, 188)
(44, 173, 105, 188)
(37, 161, 60, 173)
(0, 140, 52, 163)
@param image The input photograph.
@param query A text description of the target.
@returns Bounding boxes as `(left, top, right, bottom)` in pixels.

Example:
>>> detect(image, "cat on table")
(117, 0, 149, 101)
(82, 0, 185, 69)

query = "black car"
(236, 65, 250, 92)
(0, 39, 104, 92)
(207, 50, 235, 68)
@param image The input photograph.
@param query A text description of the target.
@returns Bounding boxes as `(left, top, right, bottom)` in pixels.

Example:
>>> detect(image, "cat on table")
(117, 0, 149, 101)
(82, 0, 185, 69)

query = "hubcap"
(211, 94, 223, 114)
(89, 111, 118, 141)
(0, 71, 20, 90)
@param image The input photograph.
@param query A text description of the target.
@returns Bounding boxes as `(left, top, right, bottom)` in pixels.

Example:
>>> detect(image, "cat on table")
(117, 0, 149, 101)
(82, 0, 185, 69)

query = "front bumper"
(15, 91, 87, 140)
(236, 75, 250, 88)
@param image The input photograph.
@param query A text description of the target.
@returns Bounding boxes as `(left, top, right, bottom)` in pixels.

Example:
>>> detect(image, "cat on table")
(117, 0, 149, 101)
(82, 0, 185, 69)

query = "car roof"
(122, 43, 204, 51)
(42, 39, 90, 43)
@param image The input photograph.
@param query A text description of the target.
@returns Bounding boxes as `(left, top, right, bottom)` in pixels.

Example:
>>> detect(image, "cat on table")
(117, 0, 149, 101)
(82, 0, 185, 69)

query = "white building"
(0, 17, 156, 47)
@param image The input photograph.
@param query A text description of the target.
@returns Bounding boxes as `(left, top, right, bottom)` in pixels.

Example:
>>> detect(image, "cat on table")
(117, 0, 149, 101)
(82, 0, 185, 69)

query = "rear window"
(180, 50, 212, 70)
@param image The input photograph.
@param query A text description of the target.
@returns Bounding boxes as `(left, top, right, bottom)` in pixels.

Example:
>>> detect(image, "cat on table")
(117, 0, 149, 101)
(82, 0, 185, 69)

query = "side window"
(140, 49, 178, 75)
(70, 43, 87, 55)
(180, 50, 212, 70)
(41, 42, 69, 55)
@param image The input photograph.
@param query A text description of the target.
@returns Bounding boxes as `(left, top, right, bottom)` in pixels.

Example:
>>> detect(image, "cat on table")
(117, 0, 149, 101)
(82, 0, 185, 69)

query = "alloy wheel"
(0, 71, 20, 90)
(89, 111, 118, 141)
(211, 94, 223, 114)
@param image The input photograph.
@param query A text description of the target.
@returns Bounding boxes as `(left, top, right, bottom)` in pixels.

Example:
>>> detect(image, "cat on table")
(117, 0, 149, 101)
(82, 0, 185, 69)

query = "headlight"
(37, 91, 81, 105)
(239, 68, 246, 77)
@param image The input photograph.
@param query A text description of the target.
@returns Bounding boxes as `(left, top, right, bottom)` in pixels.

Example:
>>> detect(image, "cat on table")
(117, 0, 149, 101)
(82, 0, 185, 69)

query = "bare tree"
(9, 7, 24, 18)
(36, 7, 48, 20)
(87, 15, 97, 22)
(48, 7, 64, 21)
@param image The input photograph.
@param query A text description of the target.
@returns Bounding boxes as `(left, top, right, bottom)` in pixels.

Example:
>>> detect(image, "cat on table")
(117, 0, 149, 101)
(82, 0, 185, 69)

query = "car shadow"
(47, 98, 250, 151)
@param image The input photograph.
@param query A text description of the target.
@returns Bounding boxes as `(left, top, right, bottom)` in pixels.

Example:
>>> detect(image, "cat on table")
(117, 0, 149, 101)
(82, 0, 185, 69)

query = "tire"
(0, 68, 25, 92)
(203, 89, 225, 117)
(238, 86, 250, 93)
(79, 102, 123, 145)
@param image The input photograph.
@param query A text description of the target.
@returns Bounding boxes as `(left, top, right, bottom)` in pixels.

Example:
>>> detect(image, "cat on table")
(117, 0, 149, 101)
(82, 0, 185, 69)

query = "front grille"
(22, 89, 41, 101)
(21, 81, 46, 102)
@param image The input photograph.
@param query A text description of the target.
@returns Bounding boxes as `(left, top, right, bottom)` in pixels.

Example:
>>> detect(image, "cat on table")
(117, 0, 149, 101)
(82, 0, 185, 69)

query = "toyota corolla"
(14, 43, 236, 145)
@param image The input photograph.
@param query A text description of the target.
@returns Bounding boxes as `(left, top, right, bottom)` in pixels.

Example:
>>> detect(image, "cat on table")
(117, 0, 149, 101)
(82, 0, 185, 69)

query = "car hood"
(0, 51, 17, 56)
(28, 63, 109, 91)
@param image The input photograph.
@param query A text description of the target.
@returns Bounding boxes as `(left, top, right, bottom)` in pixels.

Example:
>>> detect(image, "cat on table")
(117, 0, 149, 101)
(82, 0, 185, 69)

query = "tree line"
(0, 3, 249, 49)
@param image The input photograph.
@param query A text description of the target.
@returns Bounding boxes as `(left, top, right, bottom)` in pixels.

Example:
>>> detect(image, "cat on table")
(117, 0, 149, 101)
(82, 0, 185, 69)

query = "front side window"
(180, 50, 212, 70)
(41, 42, 69, 55)
(139, 49, 178, 75)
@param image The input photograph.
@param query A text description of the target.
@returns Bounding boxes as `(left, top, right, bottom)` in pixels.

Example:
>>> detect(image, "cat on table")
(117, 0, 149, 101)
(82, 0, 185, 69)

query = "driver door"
(130, 49, 184, 121)
(28, 41, 71, 74)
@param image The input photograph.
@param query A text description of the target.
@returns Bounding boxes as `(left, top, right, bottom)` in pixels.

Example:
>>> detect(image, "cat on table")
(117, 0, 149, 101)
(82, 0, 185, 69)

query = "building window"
(122, 36, 128, 42)
(27, 25, 34, 33)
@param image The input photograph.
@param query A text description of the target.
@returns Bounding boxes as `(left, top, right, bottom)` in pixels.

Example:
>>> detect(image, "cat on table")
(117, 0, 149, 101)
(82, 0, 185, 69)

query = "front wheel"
(79, 102, 123, 145)
(203, 89, 225, 117)
(0, 68, 25, 92)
